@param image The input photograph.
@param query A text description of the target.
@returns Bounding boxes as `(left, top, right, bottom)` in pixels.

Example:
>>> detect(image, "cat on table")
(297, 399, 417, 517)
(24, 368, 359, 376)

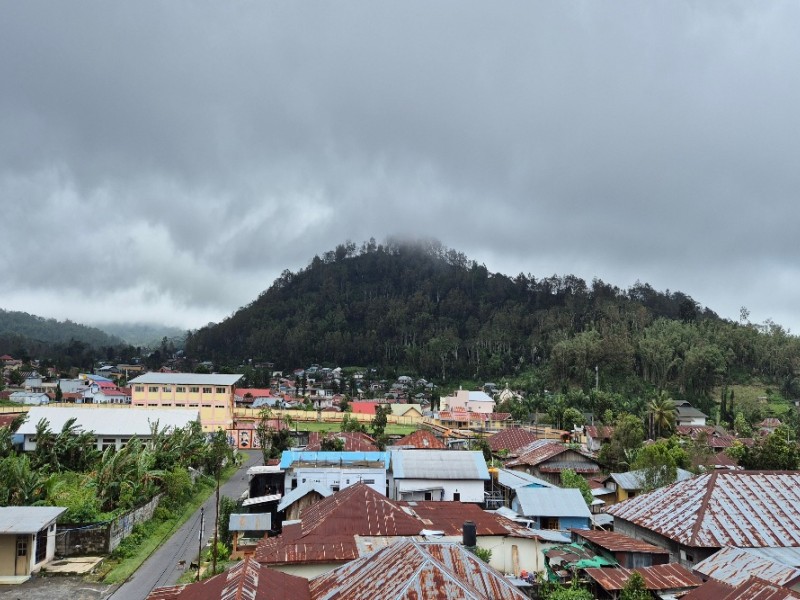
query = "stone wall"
(56, 494, 164, 557)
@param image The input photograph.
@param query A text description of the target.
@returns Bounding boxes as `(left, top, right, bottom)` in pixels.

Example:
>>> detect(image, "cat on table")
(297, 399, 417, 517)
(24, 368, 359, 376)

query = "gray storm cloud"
(1, 2, 799, 331)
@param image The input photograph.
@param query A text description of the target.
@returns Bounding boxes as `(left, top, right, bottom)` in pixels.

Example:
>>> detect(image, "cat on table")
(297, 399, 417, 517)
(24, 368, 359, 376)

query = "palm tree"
(648, 391, 676, 439)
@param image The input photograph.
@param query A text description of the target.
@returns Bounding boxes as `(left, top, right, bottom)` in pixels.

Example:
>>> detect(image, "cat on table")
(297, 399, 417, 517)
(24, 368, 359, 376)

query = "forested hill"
(185, 239, 800, 403)
(0, 309, 124, 356)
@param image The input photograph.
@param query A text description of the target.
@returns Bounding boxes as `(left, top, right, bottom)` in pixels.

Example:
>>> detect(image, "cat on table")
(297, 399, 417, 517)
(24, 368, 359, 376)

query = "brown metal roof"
(571, 529, 669, 554)
(607, 471, 800, 548)
(309, 538, 528, 599)
(689, 573, 800, 600)
(693, 546, 800, 587)
(255, 483, 423, 565)
(255, 483, 531, 567)
(488, 427, 538, 453)
(408, 501, 515, 536)
(393, 429, 446, 449)
(584, 563, 702, 592)
(504, 439, 596, 468)
(146, 557, 310, 600)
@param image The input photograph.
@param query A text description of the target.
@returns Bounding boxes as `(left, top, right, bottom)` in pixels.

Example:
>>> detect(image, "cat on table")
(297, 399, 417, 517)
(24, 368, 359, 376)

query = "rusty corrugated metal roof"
(393, 429, 446, 450)
(584, 563, 702, 592)
(687, 576, 800, 600)
(488, 428, 538, 453)
(607, 471, 800, 548)
(146, 557, 311, 600)
(308, 539, 528, 599)
(255, 483, 425, 566)
(255, 483, 529, 567)
(504, 439, 597, 469)
(571, 529, 669, 554)
(693, 546, 800, 587)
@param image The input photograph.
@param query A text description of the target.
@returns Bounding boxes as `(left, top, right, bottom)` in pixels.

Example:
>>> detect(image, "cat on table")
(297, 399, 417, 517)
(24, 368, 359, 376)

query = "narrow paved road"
(106, 450, 261, 600)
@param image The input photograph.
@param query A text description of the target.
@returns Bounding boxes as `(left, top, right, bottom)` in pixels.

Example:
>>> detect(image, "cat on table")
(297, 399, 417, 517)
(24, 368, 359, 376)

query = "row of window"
(134, 402, 226, 409)
(134, 386, 228, 394)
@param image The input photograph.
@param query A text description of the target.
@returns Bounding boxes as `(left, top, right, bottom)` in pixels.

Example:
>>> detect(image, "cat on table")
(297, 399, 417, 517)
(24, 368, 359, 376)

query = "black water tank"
(463, 520, 477, 548)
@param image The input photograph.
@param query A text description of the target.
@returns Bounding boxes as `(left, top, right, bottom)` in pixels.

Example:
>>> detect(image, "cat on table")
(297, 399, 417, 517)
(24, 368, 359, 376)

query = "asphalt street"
(105, 450, 261, 600)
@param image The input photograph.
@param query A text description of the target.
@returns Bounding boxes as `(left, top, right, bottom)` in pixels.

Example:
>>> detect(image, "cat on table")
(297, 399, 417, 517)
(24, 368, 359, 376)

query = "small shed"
(228, 513, 271, 559)
(0, 506, 66, 583)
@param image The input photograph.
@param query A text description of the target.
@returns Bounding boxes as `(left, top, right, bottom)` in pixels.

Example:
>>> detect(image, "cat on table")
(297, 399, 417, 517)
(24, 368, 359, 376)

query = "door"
(16, 536, 28, 576)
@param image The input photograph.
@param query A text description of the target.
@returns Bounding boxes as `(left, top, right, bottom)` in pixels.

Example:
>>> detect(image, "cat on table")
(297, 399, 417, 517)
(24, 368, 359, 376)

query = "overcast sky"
(2, 2, 800, 333)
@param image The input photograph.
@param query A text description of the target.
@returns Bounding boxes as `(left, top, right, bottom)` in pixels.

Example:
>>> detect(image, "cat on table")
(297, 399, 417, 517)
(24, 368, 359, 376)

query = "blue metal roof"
(279, 451, 390, 469)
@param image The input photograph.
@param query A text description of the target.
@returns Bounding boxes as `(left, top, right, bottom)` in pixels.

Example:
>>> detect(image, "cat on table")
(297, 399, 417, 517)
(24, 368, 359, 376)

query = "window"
(175, 403, 185, 407)
(135, 386, 144, 392)
(215, 387, 226, 394)
(189, 403, 199, 407)
(202, 387, 212, 394)
(453, 492, 461, 501)
(189, 386, 199, 393)
(148, 386, 159, 393)
(162, 386, 172, 393)
(363, 479, 375, 484)
(162, 403, 172, 407)
(176, 386, 186, 393)
(35, 529, 47, 563)
(17, 537, 27, 557)
(424, 492, 432, 501)
(202, 404, 211, 408)
(543, 517, 560, 530)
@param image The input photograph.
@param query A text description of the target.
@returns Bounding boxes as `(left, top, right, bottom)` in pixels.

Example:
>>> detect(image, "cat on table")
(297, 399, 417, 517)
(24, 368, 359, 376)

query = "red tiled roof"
(350, 402, 379, 415)
(488, 428, 538, 453)
(584, 563, 702, 592)
(309, 539, 528, 600)
(305, 431, 378, 452)
(146, 556, 310, 600)
(393, 429, 446, 449)
(607, 471, 800, 548)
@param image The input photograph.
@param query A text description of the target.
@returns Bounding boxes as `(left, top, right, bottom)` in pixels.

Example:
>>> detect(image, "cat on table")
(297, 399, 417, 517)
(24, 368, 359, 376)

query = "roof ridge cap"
(688, 472, 717, 546)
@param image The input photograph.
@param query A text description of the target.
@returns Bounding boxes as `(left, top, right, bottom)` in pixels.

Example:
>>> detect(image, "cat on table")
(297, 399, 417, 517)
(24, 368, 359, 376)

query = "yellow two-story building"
(128, 373, 242, 432)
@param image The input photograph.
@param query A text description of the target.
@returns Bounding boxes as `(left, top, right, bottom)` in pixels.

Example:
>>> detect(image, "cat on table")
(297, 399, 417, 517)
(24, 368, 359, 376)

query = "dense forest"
(186, 239, 800, 415)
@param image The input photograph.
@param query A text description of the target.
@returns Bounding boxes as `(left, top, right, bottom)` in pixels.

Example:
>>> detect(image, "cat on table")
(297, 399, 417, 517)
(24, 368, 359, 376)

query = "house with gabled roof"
(279, 451, 389, 497)
(309, 539, 528, 600)
(693, 546, 800, 590)
(488, 427, 538, 455)
(683, 576, 800, 600)
(504, 439, 600, 485)
(151, 539, 529, 600)
(389, 449, 489, 502)
(147, 556, 311, 600)
(607, 471, 800, 568)
(254, 482, 560, 580)
(392, 429, 445, 450)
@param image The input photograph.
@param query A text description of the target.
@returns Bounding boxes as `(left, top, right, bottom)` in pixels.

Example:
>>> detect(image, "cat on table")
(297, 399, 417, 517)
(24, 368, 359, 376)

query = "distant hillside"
(97, 322, 186, 349)
(0, 309, 124, 350)
(185, 239, 800, 411)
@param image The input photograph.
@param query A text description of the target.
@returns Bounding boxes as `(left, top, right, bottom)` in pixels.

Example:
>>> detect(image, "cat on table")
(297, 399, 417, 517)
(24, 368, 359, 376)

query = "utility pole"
(197, 507, 204, 582)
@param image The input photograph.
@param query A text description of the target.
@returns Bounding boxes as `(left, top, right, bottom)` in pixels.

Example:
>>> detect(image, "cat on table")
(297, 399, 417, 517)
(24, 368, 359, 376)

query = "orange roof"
(393, 429, 446, 449)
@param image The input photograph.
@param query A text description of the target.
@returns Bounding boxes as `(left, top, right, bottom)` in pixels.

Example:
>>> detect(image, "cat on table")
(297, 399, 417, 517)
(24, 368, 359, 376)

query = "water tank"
(463, 520, 477, 548)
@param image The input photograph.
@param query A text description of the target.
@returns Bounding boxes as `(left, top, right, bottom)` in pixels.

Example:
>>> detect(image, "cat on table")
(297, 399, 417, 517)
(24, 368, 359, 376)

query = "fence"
(55, 493, 163, 557)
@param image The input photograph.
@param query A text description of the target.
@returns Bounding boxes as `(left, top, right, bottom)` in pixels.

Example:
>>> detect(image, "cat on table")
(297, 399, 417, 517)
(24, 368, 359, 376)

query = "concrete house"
(388, 449, 489, 503)
(504, 439, 600, 486)
(607, 471, 800, 568)
(0, 507, 66, 583)
(279, 451, 390, 496)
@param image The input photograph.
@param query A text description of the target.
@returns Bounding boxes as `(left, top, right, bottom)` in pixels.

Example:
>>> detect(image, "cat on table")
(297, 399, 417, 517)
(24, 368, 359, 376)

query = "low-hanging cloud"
(2, 2, 800, 331)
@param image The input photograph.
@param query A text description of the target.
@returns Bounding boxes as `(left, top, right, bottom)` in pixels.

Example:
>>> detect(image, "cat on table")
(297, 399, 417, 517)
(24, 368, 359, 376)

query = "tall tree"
(647, 391, 676, 439)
